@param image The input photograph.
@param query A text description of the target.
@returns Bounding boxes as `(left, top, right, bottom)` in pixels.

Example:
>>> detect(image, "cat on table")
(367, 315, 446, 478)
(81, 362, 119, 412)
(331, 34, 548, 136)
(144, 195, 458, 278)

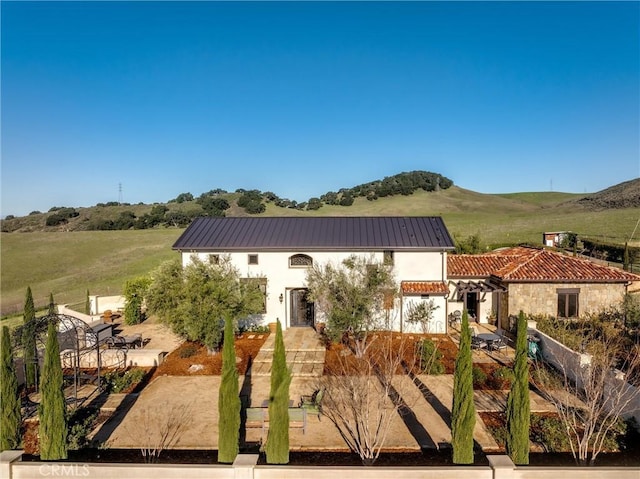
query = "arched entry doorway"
(289, 288, 314, 327)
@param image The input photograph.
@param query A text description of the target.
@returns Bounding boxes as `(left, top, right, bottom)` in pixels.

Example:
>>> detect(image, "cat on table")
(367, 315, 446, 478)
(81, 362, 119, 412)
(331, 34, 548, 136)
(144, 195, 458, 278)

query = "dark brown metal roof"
(173, 217, 455, 251)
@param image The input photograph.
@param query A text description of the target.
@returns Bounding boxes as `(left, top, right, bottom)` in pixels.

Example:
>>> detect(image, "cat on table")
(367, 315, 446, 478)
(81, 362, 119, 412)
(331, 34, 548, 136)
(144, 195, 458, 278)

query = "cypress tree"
(218, 316, 240, 463)
(506, 311, 530, 465)
(85, 290, 91, 315)
(265, 320, 291, 464)
(39, 319, 67, 460)
(22, 286, 37, 389)
(451, 310, 476, 464)
(623, 242, 630, 272)
(1, 325, 21, 450)
(48, 293, 56, 316)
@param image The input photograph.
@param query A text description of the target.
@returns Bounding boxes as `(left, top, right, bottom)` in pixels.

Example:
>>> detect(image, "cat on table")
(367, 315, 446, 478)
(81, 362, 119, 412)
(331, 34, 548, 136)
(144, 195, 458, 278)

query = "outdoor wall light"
(279, 293, 284, 303)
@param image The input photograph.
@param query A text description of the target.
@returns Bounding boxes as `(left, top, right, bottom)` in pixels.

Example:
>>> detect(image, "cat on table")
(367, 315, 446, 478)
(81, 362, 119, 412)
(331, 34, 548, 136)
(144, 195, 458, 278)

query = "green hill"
(1, 175, 638, 316)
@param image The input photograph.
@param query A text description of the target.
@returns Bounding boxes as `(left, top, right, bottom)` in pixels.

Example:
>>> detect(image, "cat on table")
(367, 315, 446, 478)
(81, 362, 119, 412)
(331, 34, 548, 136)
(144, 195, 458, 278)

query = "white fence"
(1, 452, 638, 479)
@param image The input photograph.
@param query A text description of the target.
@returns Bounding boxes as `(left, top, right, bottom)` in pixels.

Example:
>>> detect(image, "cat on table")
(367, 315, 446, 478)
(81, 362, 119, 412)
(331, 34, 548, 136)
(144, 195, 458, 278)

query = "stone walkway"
(251, 327, 325, 377)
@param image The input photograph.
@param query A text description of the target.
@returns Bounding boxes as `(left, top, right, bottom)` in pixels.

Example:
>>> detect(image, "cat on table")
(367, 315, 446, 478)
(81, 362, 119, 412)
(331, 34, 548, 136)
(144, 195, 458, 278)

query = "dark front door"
(465, 292, 479, 322)
(290, 288, 314, 327)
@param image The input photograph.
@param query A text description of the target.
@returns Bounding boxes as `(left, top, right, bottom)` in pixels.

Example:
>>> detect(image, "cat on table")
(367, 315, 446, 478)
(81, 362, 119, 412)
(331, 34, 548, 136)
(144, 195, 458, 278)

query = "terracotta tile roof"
(448, 247, 640, 283)
(447, 255, 515, 277)
(401, 281, 449, 295)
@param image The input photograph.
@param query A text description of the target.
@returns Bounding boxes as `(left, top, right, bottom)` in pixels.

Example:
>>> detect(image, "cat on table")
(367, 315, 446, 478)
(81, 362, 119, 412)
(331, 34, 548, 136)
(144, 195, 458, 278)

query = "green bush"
(67, 409, 98, 450)
(179, 344, 199, 358)
(472, 366, 487, 386)
(102, 368, 146, 393)
(418, 339, 445, 374)
(492, 366, 515, 388)
(530, 415, 571, 452)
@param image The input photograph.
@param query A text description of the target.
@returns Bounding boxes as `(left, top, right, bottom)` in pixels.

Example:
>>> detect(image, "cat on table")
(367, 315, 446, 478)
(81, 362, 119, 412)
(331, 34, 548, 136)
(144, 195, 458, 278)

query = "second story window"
(383, 250, 394, 266)
(289, 254, 313, 268)
(248, 254, 259, 265)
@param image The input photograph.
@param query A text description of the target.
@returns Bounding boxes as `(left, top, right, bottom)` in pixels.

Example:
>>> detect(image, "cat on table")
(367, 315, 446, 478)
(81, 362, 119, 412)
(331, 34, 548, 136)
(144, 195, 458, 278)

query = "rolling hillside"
(1, 176, 638, 316)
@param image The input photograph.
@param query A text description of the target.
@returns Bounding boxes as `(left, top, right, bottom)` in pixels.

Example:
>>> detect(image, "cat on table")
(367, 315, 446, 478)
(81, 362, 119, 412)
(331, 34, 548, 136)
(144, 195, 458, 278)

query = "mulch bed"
(150, 333, 269, 381)
(323, 332, 458, 375)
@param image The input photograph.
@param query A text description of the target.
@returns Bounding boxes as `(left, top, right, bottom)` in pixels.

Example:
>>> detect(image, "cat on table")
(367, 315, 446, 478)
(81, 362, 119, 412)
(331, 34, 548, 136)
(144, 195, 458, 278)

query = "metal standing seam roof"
(173, 216, 455, 251)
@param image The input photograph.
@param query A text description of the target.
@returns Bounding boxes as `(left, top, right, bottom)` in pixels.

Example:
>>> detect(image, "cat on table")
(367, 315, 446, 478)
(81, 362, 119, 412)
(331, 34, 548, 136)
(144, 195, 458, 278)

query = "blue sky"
(2, 1, 639, 217)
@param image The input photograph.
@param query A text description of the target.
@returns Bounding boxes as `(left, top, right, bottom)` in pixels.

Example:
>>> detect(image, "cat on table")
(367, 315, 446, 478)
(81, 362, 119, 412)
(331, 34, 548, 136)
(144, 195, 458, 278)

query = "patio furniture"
(245, 407, 308, 435)
(448, 310, 462, 328)
(488, 335, 508, 352)
(105, 333, 143, 349)
(470, 328, 488, 350)
(246, 407, 267, 434)
(299, 387, 324, 419)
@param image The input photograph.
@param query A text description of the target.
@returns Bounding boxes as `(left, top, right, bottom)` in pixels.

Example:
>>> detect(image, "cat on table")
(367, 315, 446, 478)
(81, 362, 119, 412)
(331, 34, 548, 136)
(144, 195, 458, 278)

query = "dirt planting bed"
(150, 333, 269, 380)
(322, 332, 458, 375)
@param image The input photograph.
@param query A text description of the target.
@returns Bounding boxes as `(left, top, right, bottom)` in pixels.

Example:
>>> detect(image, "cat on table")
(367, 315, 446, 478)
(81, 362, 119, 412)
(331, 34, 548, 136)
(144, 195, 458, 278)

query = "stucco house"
(447, 246, 640, 331)
(172, 216, 455, 333)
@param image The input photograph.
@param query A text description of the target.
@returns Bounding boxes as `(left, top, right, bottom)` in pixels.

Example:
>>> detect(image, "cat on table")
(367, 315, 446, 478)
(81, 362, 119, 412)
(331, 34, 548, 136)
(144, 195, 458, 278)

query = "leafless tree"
(532, 324, 640, 465)
(125, 403, 194, 463)
(318, 335, 430, 465)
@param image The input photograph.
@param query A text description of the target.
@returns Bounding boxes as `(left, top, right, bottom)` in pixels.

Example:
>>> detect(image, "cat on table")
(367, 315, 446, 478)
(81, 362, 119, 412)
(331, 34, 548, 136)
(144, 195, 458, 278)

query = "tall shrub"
(22, 286, 37, 388)
(39, 319, 67, 460)
(506, 311, 530, 464)
(1, 326, 21, 450)
(47, 293, 56, 316)
(451, 310, 476, 464)
(218, 316, 240, 463)
(85, 290, 91, 315)
(265, 320, 291, 464)
(123, 277, 150, 325)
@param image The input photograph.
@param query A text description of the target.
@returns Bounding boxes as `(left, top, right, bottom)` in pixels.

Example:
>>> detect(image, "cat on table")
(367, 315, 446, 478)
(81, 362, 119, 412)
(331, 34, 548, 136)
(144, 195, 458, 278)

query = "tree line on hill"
(1, 170, 453, 231)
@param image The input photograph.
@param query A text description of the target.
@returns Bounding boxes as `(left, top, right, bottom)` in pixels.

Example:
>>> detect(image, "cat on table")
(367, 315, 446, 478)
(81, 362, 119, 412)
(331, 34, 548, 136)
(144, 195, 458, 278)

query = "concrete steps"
(252, 327, 325, 377)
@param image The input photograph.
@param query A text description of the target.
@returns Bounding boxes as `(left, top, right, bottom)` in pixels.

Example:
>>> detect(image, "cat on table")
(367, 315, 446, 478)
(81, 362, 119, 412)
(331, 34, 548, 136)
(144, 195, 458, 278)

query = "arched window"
(289, 254, 313, 268)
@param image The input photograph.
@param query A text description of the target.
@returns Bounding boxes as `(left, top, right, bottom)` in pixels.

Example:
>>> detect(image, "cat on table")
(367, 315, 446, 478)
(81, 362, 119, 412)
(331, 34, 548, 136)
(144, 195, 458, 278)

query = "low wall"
(1, 452, 638, 479)
(529, 326, 591, 388)
(89, 295, 126, 316)
(57, 304, 99, 324)
(530, 324, 640, 425)
(60, 349, 166, 369)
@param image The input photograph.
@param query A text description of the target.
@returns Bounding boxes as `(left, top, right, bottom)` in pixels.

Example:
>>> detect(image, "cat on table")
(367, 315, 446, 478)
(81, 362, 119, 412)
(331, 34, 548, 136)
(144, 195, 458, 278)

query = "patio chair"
(469, 327, 487, 350)
(299, 387, 325, 420)
(448, 310, 462, 328)
(489, 336, 508, 352)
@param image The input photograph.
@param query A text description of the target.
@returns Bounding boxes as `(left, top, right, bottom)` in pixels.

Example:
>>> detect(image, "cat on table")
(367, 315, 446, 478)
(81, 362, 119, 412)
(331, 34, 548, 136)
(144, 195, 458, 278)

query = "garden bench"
(245, 407, 307, 435)
(299, 387, 324, 420)
(245, 407, 266, 434)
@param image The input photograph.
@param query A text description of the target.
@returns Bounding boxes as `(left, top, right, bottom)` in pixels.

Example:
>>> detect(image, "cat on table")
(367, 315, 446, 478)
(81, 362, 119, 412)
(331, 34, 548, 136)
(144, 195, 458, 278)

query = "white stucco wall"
(446, 281, 497, 325)
(401, 295, 448, 334)
(182, 249, 448, 331)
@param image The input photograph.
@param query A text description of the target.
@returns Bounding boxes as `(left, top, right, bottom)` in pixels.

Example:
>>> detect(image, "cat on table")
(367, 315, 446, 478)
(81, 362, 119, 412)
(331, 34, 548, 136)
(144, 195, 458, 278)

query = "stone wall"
(507, 282, 627, 318)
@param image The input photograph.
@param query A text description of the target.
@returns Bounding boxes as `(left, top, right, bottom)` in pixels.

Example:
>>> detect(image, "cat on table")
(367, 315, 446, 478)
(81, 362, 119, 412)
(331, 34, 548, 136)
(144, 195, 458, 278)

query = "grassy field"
(2, 186, 638, 317)
(1, 229, 181, 316)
